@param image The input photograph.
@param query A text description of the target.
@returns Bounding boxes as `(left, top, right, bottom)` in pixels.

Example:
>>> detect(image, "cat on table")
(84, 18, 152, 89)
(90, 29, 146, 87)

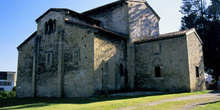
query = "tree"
(180, 0, 220, 90)
(207, 0, 220, 21)
(180, 0, 208, 31)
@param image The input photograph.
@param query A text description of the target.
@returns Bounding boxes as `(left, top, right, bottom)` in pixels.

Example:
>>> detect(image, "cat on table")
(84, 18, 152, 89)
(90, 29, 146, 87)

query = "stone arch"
(45, 22, 48, 33)
(152, 57, 162, 66)
(48, 19, 53, 32)
(53, 19, 56, 31)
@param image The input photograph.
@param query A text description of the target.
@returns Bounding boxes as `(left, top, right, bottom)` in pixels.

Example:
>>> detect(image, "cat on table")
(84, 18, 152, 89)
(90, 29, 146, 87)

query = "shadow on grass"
(0, 91, 214, 109)
(199, 100, 220, 106)
(0, 93, 166, 109)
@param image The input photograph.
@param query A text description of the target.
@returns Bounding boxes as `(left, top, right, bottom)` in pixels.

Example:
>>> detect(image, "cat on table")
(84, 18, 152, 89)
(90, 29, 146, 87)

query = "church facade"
(16, 0, 206, 98)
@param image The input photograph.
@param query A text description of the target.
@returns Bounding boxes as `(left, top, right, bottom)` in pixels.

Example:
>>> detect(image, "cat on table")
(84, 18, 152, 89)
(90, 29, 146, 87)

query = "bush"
(0, 86, 16, 99)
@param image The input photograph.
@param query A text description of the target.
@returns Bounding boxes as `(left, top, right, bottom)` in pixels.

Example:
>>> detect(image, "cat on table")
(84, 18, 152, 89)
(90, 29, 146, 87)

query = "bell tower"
(123, 0, 160, 90)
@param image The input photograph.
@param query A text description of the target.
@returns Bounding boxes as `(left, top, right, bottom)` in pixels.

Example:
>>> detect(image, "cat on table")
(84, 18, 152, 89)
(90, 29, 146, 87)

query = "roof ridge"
(82, 0, 123, 15)
(134, 28, 196, 44)
(17, 31, 37, 49)
(65, 20, 127, 39)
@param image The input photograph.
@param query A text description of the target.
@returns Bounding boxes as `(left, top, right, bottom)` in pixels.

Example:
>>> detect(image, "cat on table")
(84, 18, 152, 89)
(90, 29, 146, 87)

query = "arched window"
(45, 19, 56, 33)
(53, 19, 56, 31)
(73, 47, 80, 61)
(48, 19, 53, 32)
(45, 22, 48, 33)
(120, 64, 124, 76)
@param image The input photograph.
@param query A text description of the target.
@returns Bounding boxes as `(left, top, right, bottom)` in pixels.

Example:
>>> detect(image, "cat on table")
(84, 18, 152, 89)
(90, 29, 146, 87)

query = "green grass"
(0, 91, 211, 110)
(196, 101, 220, 110)
(136, 97, 212, 110)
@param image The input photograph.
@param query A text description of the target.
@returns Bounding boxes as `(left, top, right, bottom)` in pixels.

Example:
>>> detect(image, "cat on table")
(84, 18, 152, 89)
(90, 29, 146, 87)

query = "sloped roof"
(82, 0, 160, 19)
(144, 2, 160, 19)
(35, 8, 101, 25)
(134, 28, 203, 44)
(82, 1, 123, 15)
(65, 20, 127, 40)
(17, 31, 37, 50)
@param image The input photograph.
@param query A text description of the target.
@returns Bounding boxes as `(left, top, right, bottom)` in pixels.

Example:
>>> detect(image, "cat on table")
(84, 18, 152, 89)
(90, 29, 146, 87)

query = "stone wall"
(186, 33, 206, 91)
(128, 1, 159, 41)
(35, 11, 66, 97)
(86, 3, 129, 35)
(17, 36, 35, 98)
(94, 31, 127, 94)
(135, 36, 191, 92)
(126, 1, 160, 89)
(63, 23, 95, 97)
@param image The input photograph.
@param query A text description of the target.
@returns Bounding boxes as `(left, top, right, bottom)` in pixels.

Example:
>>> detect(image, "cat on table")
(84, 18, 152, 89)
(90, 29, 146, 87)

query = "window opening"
(53, 20, 56, 31)
(0, 81, 12, 86)
(120, 64, 124, 76)
(73, 48, 80, 60)
(0, 88, 4, 91)
(49, 19, 53, 32)
(196, 66, 199, 77)
(155, 67, 161, 77)
(46, 51, 53, 65)
(0, 72, 7, 80)
(45, 22, 48, 33)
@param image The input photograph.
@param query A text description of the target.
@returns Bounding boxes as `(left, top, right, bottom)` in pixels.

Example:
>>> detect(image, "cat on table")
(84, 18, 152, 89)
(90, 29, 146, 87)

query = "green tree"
(180, 0, 220, 90)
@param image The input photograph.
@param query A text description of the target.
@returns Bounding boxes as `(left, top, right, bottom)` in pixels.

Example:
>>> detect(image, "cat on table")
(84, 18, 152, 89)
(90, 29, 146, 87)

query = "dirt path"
(116, 92, 220, 110)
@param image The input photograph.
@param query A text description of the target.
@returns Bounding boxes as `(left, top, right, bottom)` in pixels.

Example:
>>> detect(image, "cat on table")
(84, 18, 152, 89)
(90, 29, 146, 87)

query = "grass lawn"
(195, 101, 220, 110)
(0, 91, 212, 110)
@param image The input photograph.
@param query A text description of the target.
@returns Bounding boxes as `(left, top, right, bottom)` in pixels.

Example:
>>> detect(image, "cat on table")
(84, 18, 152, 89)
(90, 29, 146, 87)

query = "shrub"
(0, 86, 16, 99)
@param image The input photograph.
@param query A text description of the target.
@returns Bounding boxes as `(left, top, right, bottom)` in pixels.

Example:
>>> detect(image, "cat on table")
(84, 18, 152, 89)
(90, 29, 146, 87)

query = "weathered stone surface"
(187, 33, 206, 91)
(94, 31, 127, 94)
(16, 1, 205, 98)
(135, 36, 190, 92)
(135, 30, 205, 92)
(63, 23, 95, 97)
(16, 33, 35, 98)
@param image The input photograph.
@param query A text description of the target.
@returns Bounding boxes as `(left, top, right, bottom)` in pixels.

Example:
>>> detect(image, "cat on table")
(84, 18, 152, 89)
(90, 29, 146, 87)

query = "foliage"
(180, 0, 220, 84)
(0, 86, 16, 99)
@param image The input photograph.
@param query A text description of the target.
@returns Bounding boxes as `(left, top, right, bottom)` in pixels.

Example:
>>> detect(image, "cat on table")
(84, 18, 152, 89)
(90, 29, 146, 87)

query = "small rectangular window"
(46, 51, 53, 65)
(0, 88, 4, 91)
(73, 48, 80, 61)
(153, 43, 161, 55)
(0, 81, 12, 86)
(25, 59, 30, 69)
(155, 67, 161, 77)
(196, 66, 199, 77)
(0, 72, 7, 80)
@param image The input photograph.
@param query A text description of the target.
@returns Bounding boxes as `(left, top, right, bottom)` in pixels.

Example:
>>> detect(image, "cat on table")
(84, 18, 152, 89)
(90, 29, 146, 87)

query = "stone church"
(16, 0, 206, 98)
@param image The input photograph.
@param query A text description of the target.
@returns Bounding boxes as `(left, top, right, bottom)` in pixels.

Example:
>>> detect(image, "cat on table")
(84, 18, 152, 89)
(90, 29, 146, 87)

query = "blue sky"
(0, 0, 184, 72)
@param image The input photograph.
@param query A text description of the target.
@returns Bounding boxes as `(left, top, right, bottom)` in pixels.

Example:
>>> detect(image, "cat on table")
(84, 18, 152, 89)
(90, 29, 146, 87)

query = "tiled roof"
(35, 8, 101, 25)
(82, 0, 160, 19)
(134, 28, 202, 44)
(65, 20, 127, 40)
(82, 1, 123, 15)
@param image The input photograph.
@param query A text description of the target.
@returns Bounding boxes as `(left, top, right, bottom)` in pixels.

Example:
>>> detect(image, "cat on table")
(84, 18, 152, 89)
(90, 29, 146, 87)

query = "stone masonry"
(17, 0, 205, 98)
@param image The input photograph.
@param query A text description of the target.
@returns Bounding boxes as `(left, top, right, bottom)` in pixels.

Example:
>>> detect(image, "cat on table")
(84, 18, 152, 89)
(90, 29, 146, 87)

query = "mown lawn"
(196, 101, 220, 110)
(0, 91, 213, 110)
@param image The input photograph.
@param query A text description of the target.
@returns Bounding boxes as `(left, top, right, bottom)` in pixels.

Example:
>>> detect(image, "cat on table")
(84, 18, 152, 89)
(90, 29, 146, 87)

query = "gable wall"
(17, 36, 35, 97)
(34, 11, 66, 97)
(135, 36, 190, 92)
(37, 11, 65, 35)
(128, 1, 159, 42)
(63, 23, 95, 97)
(186, 33, 206, 91)
(86, 4, 129, 35)
(94, 32, 127, 94)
